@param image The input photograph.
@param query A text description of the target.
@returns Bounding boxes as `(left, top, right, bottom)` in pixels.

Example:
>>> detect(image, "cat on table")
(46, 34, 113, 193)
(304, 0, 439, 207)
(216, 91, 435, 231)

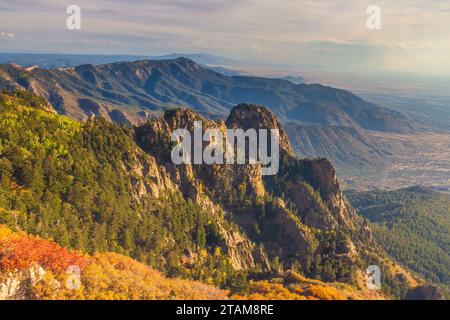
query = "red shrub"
(0, 229, 87, 275)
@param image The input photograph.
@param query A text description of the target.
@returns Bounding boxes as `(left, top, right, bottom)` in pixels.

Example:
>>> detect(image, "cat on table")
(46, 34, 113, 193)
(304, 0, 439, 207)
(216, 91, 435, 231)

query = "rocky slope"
(284, 123, 394, 173)
(133, 102, 415, 296)
(0, 91, 416, 298)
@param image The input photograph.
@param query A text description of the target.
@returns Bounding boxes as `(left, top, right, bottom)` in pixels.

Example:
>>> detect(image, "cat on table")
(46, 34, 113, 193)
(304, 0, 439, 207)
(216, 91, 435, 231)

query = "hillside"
(347, 187, 450, 296)
(0, 224, 229, 300)
(284, 123, 393, 172)
(0, 224, 389, 300)
(0, 91, 417, 299)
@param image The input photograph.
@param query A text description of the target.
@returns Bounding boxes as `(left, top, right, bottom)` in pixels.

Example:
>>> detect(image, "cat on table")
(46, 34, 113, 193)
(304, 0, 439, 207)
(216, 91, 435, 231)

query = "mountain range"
(0, 58, 417, 174)
(0, 53, 239, 69)
(0, 90, 429, 299)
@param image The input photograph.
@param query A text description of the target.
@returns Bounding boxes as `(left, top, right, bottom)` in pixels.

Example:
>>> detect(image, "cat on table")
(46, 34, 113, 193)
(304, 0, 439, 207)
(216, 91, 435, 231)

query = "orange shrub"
(303, 285, 347, 300)
(0, 225, 87, 275)
(233, 280, 308, 300)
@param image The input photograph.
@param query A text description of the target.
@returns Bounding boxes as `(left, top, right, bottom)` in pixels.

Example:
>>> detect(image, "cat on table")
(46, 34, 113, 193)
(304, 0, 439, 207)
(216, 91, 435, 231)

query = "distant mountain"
(0, 52, 238, 69)
(158, 53, 238, 65)
(0, 53, 149, 69)
(0, 58, 416, 173)
(360, 93, 450, 133)
(347, 186, 450, 297)
(205, 65, 245, 76)
(280, 75, 305, 84)
(0, 58, 413, 129)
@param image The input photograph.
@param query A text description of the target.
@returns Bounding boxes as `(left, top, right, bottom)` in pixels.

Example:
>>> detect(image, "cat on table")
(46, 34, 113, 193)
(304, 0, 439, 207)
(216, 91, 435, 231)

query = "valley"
(342, 131, 450, 192)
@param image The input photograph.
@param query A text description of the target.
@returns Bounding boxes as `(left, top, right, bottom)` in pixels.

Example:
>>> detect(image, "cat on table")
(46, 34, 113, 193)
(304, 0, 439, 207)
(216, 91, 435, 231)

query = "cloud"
(0, 0, 450, 74)
(0, 31, 15, 40)
(80, 38, 121, 46)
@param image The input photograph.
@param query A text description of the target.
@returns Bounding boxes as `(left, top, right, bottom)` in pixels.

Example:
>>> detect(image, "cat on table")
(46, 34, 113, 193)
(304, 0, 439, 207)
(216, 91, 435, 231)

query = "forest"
(347, 187, 450, 296)
(0, 91, 414, 299)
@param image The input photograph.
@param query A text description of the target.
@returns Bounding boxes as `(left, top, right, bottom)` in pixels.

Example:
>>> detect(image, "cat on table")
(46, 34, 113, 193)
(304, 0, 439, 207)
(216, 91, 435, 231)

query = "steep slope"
(347, 187, 450, 297)
(0, 91, 256, 287)
(0, 91, 414, 298)
(284, 123, 393, 172)
(134, 102, 415, 297)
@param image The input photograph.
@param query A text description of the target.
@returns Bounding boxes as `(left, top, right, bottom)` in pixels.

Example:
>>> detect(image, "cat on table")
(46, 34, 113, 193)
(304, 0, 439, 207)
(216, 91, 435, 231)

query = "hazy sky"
(1, 0, 449, 75)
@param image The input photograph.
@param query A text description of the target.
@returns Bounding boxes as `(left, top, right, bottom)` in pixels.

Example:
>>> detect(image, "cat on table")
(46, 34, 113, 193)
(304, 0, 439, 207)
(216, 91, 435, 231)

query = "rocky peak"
(226, 103, 294, 156)
(163, 107, 207, 131)
(136, 107, 266, 198)
(169, 57, 202, 68)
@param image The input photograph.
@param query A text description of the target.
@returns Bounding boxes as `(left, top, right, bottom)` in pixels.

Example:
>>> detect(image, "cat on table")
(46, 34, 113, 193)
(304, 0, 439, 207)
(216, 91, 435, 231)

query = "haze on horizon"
(0, 0, 450, 76)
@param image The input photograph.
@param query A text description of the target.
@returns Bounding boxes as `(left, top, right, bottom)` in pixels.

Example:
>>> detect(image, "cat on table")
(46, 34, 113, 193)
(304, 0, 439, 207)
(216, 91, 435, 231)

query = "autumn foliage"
(0, 225, 228, 300)
(0, 225, 360, 300)
(232, 271, 353, 300)
(232, 279, 348, 300)
(0, 225, 87, 275)
(80, 253, 228, 300)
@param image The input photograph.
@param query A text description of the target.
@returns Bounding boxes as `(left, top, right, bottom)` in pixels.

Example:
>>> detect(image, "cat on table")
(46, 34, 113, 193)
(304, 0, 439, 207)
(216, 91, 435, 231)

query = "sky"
(1, 0, 450, 75)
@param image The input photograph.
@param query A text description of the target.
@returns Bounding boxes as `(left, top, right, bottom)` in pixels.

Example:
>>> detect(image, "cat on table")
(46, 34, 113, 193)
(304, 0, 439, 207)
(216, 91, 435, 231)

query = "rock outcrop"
(0, 266, 47, 300)
(131, 104, 379, 278)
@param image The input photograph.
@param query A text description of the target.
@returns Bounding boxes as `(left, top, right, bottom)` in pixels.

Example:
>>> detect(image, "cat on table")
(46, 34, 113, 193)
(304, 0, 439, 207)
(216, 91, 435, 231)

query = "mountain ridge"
(0, 58, 415, 133)
(0, 91, 418, 298)
(0, 58, 417, 174)
(0, 52, 239, 69)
